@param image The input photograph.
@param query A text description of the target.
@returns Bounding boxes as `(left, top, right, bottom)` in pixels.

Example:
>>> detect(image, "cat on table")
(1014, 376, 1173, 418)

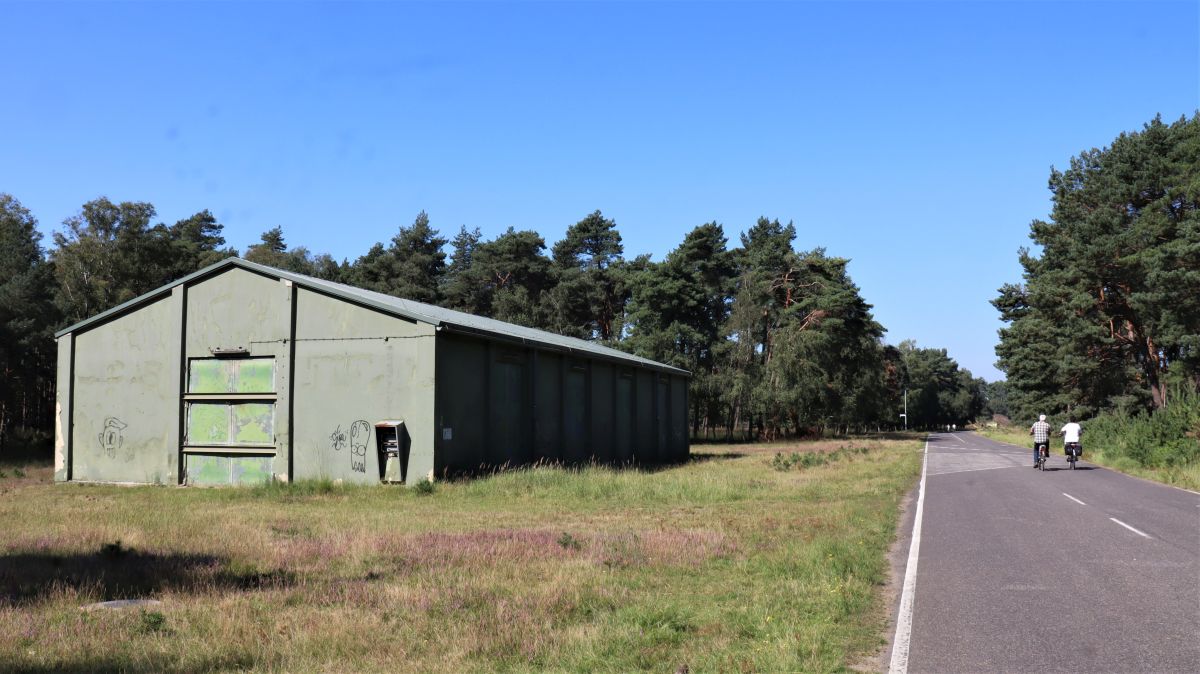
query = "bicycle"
(1035, 442, 1049, 471)
(1065, 442, 1081, 470)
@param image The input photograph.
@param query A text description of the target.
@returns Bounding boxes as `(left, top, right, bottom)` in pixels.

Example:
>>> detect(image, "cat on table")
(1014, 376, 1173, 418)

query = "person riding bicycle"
(1030, 414, 1051, 467)
(1060, 417, 1083, 458)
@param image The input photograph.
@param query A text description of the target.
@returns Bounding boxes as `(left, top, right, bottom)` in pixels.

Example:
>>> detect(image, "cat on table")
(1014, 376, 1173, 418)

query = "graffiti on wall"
(329, 420, 371, 474)
(98, 417, 127, 459)
(329, 425, 348, 452)
(349, 421, 370, 473)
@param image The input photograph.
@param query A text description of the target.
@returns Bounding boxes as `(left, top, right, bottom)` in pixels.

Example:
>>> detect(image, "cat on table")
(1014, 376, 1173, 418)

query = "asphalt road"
(897, 431, 1200, 674)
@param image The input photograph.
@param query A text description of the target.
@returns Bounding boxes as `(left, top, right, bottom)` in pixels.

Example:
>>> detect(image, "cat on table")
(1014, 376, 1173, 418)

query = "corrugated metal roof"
(56, 257, 690, 376)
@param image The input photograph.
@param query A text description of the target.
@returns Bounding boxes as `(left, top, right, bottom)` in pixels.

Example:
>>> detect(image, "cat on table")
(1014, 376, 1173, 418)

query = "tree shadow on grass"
(628, 451, 746, 474)
(1, 653, 258, 674)
(0, 542, 294, 606)
(687, 451, 746, 462)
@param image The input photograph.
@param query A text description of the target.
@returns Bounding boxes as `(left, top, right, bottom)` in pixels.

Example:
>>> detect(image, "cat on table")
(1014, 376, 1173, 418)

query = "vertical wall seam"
(558, 355, 566, 461)
(287, 283, 298, 481)
(611, 367, 618, 461)
(484, 340, 493, 470)
(529, 348, 538, 463)
(176, 285, 188, 484)
(436, 328, 446, 474)
(66, 333, 75, 482)
(585, 360, 593, 460)
(631, 371, 638, 464)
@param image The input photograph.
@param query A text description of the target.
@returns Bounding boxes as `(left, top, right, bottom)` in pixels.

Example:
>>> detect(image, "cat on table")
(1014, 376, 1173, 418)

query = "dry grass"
(0, 436, 923, 673)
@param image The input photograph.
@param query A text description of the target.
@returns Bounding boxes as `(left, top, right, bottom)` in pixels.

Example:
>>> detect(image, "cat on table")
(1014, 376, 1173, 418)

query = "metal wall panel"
(435, 336, 488, 475)
(489, 349, 531, 466)
(614, 370, 634, 463)
(656, 375, 669, 457)
(563, 361, 589, 463)
(533, 352, 561, 463)
(635, 370, 656, 463)
(590, 362, 614, 463)
(434, 335, 689, 475)
(671, 375, 689, 461)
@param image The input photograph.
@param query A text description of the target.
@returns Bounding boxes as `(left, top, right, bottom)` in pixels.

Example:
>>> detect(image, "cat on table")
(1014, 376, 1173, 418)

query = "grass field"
(0, 437, 923, 673)
(974, 426, 1200, 492)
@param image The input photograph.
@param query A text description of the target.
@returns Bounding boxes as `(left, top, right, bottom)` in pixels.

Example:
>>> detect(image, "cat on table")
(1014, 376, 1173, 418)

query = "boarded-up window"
(188, 358, 275, 393)
(187, 403, 274, 446)
(186, 454, 273, 486)
(185, 358, 276, 448)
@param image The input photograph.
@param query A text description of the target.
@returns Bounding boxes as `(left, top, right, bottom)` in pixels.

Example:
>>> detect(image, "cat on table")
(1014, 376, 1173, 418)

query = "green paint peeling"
(232, 456, 272, 484)
(187, 402, 274, 445)
(236, 360, 274, 392)
(187, 455, 229, 486)
(188, 360, 229, 393)
(188, 358, 274, 393)
(186, 454, 274, 486)
(188, 404, 231, 444)
(234, 403, 273, 443)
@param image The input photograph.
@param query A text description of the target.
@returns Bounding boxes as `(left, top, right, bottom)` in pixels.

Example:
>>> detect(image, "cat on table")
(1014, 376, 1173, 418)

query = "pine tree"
(995, 114, 1200, 418)
(0, 195, 58, 453)
(626, 222, 735, 435)
(546, 210, 628, 341)
(348, 211, 447, 303)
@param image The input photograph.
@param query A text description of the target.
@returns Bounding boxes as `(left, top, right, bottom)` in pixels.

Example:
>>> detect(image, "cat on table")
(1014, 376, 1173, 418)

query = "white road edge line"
(1109, 517, 1152, 538)
(889, 439, 929, 674)
(1062, 493, 1086, 506)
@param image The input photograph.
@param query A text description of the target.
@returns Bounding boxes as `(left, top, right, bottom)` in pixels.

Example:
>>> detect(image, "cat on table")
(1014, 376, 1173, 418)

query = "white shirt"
(1061, 422, 1082, 443)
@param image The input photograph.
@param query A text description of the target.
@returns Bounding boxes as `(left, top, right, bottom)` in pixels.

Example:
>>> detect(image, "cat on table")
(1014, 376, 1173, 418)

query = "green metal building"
(53, 258, 690, 486)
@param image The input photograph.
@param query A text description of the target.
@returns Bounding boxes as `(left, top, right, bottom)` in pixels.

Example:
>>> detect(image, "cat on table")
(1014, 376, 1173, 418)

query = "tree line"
(994, 114, 1199, 421)
(993, 113, 1199, 469)
(0, 197, 987, 454)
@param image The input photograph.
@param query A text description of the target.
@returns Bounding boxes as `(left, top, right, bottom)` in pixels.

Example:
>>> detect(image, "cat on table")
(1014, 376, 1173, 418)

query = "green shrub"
(1086, 385, 1200, 468)
(137, 610, 168, 634)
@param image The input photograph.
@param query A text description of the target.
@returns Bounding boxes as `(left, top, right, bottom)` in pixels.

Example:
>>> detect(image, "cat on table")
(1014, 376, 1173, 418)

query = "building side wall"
(291, 288, 436, 484)
(435, 333, 689, 475)
(69, 294, 180, 484)
(434, 335, 487, 475)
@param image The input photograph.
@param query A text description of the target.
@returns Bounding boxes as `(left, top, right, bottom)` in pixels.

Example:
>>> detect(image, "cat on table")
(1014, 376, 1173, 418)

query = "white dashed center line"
(1109, 517, 1152, 539)
(1062, 493, 1086, 506)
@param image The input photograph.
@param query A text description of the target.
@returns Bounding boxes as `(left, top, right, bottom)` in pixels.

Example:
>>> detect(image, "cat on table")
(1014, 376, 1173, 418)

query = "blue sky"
(3, 1, 1197, 381)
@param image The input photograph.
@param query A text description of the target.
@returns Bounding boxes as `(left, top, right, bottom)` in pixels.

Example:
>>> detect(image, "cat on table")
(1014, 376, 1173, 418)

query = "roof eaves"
(435, 322, 691, 377)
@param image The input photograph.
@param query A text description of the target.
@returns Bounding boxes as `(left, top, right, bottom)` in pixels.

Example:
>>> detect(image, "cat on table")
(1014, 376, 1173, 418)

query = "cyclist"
(1029, 414, 1051, 467)
(1060, 417, 1083, 459)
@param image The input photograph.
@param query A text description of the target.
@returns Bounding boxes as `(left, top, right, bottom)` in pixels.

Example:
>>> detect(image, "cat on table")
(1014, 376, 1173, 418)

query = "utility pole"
(900, 388, 908, 431)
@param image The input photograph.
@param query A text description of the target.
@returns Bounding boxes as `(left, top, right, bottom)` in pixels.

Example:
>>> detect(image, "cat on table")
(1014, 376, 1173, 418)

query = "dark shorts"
(1033, 441, 1049, 453)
